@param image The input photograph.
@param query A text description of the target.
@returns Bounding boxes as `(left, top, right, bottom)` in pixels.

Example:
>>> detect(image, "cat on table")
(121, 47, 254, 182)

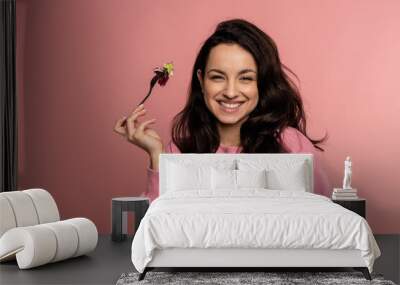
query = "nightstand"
(111, 197, 149, 242)
(332, 198, 366, 218)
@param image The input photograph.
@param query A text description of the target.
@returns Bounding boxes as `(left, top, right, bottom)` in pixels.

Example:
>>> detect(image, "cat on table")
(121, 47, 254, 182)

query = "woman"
(114, 18, 331, 202)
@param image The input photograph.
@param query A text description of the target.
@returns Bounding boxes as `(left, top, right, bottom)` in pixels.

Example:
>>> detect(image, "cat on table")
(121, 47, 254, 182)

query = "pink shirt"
(144, 127, 331, 202)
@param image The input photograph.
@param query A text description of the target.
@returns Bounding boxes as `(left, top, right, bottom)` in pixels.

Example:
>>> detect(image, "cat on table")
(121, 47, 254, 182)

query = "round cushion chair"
(0, 188, 98, 269)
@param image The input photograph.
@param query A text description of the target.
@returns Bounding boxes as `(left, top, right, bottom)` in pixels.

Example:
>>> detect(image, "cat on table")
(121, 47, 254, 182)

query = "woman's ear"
(196, 69, 204, 91)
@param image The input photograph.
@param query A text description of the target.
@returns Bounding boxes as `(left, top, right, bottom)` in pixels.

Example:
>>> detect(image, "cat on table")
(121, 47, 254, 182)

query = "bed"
(131, 153, 381, 281)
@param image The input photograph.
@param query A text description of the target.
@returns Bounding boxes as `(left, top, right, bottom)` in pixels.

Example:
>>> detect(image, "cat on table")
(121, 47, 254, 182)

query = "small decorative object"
(332, 156, 358, 200)
(343, 156, 352, 189)
(121, 62, 174, 126)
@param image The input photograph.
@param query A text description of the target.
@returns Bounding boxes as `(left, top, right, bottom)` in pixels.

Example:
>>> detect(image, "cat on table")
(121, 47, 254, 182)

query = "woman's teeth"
(219, 101, 243, 112)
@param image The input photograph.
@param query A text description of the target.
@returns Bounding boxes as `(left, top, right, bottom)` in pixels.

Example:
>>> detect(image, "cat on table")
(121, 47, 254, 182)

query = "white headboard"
(159, 153, 314, 195)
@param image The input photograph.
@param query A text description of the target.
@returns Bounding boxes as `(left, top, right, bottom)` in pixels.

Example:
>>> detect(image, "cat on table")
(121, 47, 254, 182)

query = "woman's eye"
(209, 76, 254, 81)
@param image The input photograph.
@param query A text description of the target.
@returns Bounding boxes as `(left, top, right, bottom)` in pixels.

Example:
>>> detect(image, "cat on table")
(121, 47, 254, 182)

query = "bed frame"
(140, 248, 371, 280)
(138, 154, 372, 281)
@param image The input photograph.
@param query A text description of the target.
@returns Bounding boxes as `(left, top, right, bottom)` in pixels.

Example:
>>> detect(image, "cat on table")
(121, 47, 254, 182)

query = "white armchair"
(0, 188, 98, 269)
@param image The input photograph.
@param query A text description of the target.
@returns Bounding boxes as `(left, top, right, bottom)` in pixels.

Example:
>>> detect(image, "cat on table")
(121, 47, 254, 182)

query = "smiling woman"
(114, 18, 330, 201)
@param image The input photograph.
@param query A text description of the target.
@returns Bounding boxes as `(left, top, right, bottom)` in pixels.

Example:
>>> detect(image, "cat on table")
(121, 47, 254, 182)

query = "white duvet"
(131, 190, 380, 273)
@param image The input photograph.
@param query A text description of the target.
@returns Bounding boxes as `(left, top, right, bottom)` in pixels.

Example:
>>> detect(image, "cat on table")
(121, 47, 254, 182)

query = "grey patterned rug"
(116, 271, 396, 285)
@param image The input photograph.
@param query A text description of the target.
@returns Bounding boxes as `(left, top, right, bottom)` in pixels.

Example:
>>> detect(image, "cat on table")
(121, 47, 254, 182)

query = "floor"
(0, 236, 133, 285)
(0, 235, 399, 285)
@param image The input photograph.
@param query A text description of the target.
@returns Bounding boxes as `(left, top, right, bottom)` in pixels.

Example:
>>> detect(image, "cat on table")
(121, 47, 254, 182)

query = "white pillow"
(166, 162, 212, 191)
(236, 169, 267, 188)
(211, 168, 268, 190)
(237, 158, 309, 191)
(211, 168, 237, 190)
(266, 162, 307, 191)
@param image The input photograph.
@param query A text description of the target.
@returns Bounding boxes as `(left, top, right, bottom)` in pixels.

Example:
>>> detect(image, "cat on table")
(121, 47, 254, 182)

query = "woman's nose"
(223, 81, 239, 98)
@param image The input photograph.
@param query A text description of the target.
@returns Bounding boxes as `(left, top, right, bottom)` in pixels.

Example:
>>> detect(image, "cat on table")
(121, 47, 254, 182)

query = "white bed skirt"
(147, 248, 366, 268)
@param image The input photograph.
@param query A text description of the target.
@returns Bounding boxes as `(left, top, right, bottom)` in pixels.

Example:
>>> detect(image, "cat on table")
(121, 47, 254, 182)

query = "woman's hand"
(114, 104, 164, 156)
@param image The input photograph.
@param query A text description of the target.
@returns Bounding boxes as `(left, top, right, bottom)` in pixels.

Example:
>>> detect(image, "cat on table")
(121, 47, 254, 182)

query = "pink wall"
(16, 0, 400, 234)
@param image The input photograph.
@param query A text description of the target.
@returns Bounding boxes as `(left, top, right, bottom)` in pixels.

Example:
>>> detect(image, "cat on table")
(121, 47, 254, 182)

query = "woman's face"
(197, 43, 259, 127)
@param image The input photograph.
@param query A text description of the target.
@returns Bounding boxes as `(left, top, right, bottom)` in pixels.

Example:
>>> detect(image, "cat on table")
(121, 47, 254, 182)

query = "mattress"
(131, 190, 381, 273)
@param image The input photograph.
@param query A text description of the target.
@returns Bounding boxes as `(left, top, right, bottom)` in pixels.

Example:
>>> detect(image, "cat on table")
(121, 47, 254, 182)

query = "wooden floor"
(0, 235, 398, 285)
